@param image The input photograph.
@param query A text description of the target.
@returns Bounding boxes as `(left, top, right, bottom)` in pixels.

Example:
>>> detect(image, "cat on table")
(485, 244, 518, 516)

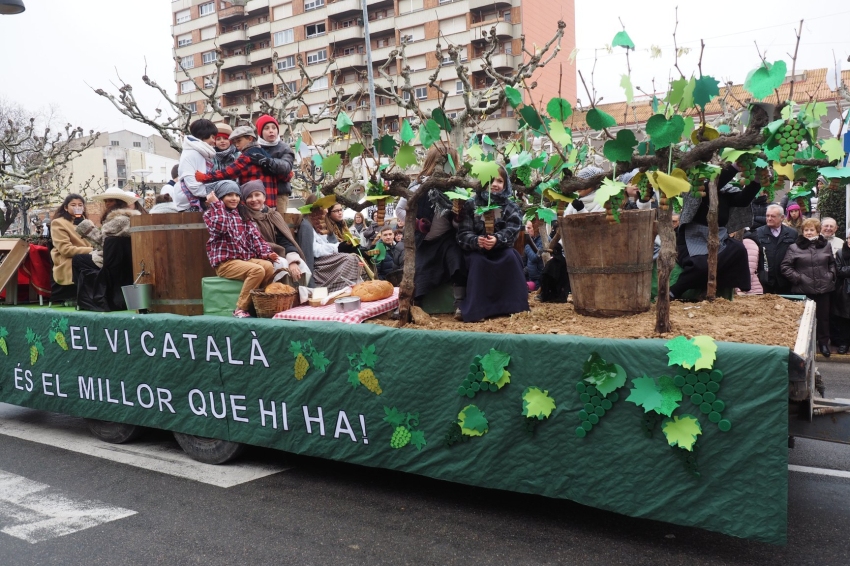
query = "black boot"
(838, 345, 848, 355)
(819, 343, 831, 358)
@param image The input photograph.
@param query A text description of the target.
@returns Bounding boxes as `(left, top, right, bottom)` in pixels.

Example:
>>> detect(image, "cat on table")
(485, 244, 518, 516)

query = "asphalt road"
(0, 361, 849, 566)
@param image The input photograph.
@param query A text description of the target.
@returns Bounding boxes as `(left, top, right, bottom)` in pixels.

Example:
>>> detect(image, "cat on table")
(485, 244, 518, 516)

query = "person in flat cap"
(213, 122, 239, 172)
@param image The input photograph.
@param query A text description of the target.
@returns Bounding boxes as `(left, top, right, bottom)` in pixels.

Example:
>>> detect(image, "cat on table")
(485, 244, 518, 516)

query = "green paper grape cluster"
(575, 383, 619, 438)
(674, 367, 731, 432)
(687, 167, 707, 198)
(457, 355, 498, 398)
(776, 120, 806, 165)
(640, 412, 664, 438)
(390, 426, 413, 448)
(736, 153, 758, 185)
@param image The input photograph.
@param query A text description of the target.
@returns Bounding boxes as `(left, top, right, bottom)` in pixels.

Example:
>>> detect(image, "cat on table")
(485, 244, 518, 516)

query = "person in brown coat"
(49, 194, 93, 303)
(781, 217, 837, 356)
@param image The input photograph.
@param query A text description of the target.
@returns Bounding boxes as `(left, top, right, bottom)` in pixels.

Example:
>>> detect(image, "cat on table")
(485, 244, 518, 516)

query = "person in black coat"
(523, 220, 544, 291)
(750, 192, 769, 230)
(753, 204, 797, 294)
(832, 240, 850, 354)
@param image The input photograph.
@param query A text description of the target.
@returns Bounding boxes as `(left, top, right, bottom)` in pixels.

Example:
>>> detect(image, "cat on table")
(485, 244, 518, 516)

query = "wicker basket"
(250, 289, 298, 318)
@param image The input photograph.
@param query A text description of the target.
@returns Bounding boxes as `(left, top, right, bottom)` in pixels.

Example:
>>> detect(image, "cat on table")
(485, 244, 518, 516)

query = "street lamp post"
(11, 185, 32, 236)
(131, 169, 152, 194)
(0, 0, 25, 15)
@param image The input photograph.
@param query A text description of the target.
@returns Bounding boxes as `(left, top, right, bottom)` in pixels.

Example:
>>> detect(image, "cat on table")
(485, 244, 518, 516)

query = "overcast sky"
(0, 1, 846, 137)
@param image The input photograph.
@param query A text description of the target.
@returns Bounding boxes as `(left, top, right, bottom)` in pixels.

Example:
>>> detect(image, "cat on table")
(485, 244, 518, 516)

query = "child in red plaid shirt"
(204, 182, 279, 318)
(196, 126, 282, 209)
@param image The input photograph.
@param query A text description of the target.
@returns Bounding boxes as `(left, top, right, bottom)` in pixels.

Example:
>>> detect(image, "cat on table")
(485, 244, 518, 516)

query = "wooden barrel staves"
(129, 212, 215, 316)
(558, 209, 654, 317)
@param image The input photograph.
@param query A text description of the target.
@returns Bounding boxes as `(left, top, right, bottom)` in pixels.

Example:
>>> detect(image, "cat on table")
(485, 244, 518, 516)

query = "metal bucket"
(122, 284, 153, 311)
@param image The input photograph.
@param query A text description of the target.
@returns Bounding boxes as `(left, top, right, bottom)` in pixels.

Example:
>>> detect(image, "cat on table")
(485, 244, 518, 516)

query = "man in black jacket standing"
(754, 204, 797, 294)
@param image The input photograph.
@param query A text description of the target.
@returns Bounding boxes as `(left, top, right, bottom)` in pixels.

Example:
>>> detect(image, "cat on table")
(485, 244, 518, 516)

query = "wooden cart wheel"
(86, 419, 144, 444)
(173, 432, 245, 464)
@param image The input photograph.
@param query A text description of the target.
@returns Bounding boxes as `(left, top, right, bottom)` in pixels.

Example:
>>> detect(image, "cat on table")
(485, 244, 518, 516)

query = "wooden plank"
(0, 239, 30, 305)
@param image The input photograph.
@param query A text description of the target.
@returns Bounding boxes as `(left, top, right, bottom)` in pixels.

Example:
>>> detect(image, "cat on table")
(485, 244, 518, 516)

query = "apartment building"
(171, 0, 575, 147)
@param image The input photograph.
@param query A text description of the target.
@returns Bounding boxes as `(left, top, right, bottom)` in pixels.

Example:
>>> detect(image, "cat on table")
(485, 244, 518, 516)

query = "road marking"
(789, 464, 850, 480)
(0, 469, 136, 544)
(0, 404, 289, 488)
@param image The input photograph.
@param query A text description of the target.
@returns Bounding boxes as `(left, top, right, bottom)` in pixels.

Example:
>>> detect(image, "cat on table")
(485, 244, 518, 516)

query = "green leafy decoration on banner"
(48, 317, 69, 351)
(505, 86, 523, 108)
(321, 153, 342, 175)
(458, 404, 489, 436)
(346, 344, 382, 395)
(594, 178, 626, 207)
(586, 108, 616, 131)
(384, 406, 426, 451)
(519, 106, 543, 131)
(548, 121, 572, 147)
(582, 352, 627, 397)
(431, 108, 453, 132)
(620, 74, 634, 103)
(665, 335, 701, 368)
(480, 349, 510, 383)
(546, 97, 572, 120)
(347, 143, 365, 159)
(522, 387, 557, 419)
(603, 129, 638, 163)
(400, 119, 415, 143)
(25, 327, 44, 366)
(395, 143, 418, 168)
(646, 114, 686, 148)
(744, 60, 787, 100)
(612, 30, 635, 50)
(0, 326, 8, 356)
(471, 160, 501, 187)
(657, 375, 682, 417)
(336, 111, 354, 134)
(289, 339, 331, 380)
(626, 376, 663, 413)
(418, 119, 441, 149)
(691, 336, 717, 371)
(662, 414, 702, 451)
(820, 138, 846, 163)
(377, 134, 397, 157)
(693, 75, 720, 109)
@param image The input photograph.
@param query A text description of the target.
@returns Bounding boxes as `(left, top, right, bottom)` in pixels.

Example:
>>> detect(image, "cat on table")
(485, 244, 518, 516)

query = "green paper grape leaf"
(594, 178, 626, 207)
(444, 188, 473, 200)
(359, 344, 378, 367)
(383, 406, 406, 427)
(719, 147, 761, 163)
(321, 153, 342, 175)
(626, 376, 663, 413)
(505, 86, 523, 108)
(820, 138, 846, 163)
(788, 186, 812, 200)
(480, 349, 510, 383)
(519, 106, 543, 131)
(294, 135, 302, 153)
(529, 155, 546, 169)
(819, 167, 850, 180)
(596, 364, 626, 397)
(693, 75, 720, 109)
(582, 353, 626, 397)
(347, 143, 365, 159)
(657, 375, 683, 417)
(0, 327, 8, 339)
(548, 121, 572, 147)
(515, 151, 533, 168)
(395, 143, 418, 168)
(482, 135, 495, 146)
(311, 153, 323, 168)
(744, 60, 787, 100)
(466, 144, 485, 161)
(522, 386, 557, 420)
(682, 116, 695, 141)
(544, 154, 564, 175)
(409, 430, 426, 450)
(311, 350, 331, 372)
(471, 160, 501, 187)
(458, 404, 489, 436)
(504, 141, 522, 156)
(586, 108, 616, 131)
(603, 128, 638, 163)
(546, 97, 572, 120)
(400, 119, 416, 143)
(288, 340, 302, 356)
(535, 207, 558, 223)
(665, 335, 701, 368)
(491, 369, 511, 389)
(666, 77, 689, 108)
(691, 335, 717, 371)
(336, 110, 354, 134)
(646, 114, 685, 148)
(373, 241, 387, 263)
(611, 30, 635, 50)
(418, 119, 441, 149)
(620, 74, 634, 103)
(662, 414, 702, 451)
(431, 108, 453, 132)
(377, 134, 397, 157)
(347, 369, 361, 388)
(717, 124, 731, 134)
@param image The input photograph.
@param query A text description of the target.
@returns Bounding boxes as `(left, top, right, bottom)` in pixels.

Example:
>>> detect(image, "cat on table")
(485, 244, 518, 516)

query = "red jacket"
(196, 148, 278, 208)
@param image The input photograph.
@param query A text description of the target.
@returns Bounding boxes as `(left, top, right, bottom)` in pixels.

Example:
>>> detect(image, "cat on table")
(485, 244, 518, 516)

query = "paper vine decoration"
(346, 344, 382, 395)
(661, 414, 702, 451)
(575, 352, 626, 438)
(25, 328, 44, 366)
(48, 317, 69, 351)
(458, 404, 489, 437)
(457, 349, 511, 398)
(383, 406, 426, 451)
(522, 386, 556, 435)
(289, 339, 331, 381)
(0, 327, 8, 356)
(665, 335, 717, 371)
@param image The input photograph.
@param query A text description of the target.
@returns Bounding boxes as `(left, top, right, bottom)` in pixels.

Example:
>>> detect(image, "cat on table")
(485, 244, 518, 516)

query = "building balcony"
(249, 21, 271, 38)
(470, 20, 513, 41)
(327, 0, 362, 18)
(367, 16, 394, 34)
(480, 116, 517, 134)
(219, 27, 247, 47)
(222, 54, 250, 71)
(468, 0, 511, 9)
(468, 53, 516, 72)
(221, 79, 252, 94)
(219, 5, 246, 23)
(367, 0, 393, 9)
(370, 45, 396, 63)
(249, 46, 273, 65)
(328, 25, 363, 43)
(334, 52, 366, 69)
(245, 0, 269, 14)
(250, 71, 274, 87)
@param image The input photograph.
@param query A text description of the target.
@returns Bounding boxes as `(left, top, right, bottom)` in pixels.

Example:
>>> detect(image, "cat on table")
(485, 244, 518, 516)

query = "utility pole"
(361, 0, 379, 156)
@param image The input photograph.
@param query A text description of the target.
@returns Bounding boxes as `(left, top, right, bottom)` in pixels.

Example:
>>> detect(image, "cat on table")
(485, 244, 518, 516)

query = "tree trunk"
(706, 178, 720, 300)
(0, 202, 18, 236)
(396, 189, 424, 328)
(538, 223, 552, 264)
(655, 206, 676, 334)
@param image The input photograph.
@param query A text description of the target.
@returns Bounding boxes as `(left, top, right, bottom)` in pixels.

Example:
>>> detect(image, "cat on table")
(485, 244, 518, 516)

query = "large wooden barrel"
(558, 209, 654, 317)
(129, 212, 215, 316)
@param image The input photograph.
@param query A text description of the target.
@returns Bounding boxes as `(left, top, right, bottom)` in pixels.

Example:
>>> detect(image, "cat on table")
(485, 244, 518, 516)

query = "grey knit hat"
(213, 180, 241, 199)
(241, 180, 266, 201)
(228, 125, 257, 141)
(576, 166, 604, 180)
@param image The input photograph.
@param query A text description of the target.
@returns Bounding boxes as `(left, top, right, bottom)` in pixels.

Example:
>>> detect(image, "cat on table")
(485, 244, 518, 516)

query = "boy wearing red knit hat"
(255, 115, 296, 211)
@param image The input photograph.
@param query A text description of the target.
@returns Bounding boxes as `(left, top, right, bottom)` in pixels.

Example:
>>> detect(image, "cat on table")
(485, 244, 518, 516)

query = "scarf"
(245, 205, 305, 259)
(182, 135, 216, 159)
(258, 136, 280, 147)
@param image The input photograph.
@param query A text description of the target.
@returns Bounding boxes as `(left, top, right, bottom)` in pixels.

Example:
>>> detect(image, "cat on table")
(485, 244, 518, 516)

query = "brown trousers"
(216, 258, 275, 311)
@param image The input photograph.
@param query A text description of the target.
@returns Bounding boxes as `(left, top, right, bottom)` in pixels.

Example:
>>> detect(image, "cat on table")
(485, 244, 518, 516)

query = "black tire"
(86, 419, 144, 444)
(172, 432, 245, 464)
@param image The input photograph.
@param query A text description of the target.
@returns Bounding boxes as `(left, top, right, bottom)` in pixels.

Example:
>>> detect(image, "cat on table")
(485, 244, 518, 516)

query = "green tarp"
(0, 308, 789, 543)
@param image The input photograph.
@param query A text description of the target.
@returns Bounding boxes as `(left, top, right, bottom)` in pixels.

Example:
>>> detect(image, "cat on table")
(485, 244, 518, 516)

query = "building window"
(306, 23, 326, 38)
(204, 75, 215, 88)
(307, 49, 327, 65)
(181, 80, 196, 93)
(456, 80, 463, 94)
(415, 86, 427, 100)
(177, 34, 192, 47)
(110, 141, 120, 146)
(389, 121, 399, 132)
(262, 90, 274, 99)
(276, 56, 296, 71)
(199, 2, 215, 16)
(175, 9, 191, 24)
(309, 76, 328, 91)
(502, 10, 511, 21)
(187, 102, 198, 113)
(133, 141, 142, 148)
(202, 51, 217, 64)
(274, 29, 294, 46)
(116, 160, 126, 178)
(180, 56, 194, 69)
(438, 0, 454, 4)
(304, 0, 324, 11)
(282, 80, 298, 93)
(502, 42, 512, 54)
(201, 26, 216, 40)
(441, 56, 452, 66)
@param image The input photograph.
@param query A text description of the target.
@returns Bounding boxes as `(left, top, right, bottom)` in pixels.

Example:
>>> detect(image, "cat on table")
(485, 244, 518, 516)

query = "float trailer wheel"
(86, 420, 144, 444)
(172, 432, 245, 464)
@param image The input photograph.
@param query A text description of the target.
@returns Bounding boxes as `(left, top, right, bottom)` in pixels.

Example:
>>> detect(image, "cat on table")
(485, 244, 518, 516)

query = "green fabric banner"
(0, 308, 788, 544)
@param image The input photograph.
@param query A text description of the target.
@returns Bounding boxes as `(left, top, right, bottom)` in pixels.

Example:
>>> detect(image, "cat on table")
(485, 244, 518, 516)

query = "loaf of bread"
(351, 280, 393, 302)
(264, 282, 296, 294)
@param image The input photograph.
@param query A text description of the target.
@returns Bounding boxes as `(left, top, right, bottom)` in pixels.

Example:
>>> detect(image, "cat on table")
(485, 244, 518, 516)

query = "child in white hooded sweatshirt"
(174, 118, 239, 212)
